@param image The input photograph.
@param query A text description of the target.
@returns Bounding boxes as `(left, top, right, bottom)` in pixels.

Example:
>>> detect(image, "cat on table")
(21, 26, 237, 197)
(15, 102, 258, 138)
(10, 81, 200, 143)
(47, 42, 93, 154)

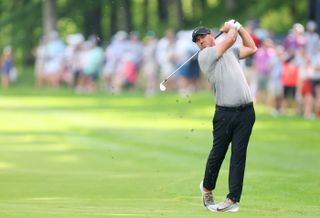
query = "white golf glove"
(225, 19, 242, 31)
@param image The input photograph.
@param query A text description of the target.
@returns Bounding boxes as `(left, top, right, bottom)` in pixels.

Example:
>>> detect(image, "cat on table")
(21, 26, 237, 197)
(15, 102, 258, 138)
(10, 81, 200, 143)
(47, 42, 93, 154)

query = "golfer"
(192, 19, 257, 212)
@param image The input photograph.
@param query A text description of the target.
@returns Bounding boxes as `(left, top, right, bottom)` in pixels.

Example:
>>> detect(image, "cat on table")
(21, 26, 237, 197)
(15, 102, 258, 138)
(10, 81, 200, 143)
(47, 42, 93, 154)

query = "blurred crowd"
(1, 19, 320, 119)
(32, 29, 200, 97)
(244, 20, 320, 119)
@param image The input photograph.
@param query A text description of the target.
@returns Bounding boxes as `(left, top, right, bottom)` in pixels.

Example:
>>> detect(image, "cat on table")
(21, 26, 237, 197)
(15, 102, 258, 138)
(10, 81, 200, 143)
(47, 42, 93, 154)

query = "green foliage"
(57, 17, 80, 39)
(0, 0, 310, 66)
(0, 0, 42, 65)
(260, 7, 293, 34)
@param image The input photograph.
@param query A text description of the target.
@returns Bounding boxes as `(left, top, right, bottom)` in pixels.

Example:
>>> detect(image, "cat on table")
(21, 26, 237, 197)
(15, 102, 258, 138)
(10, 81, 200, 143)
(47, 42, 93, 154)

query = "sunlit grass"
(0, 90, 319, 217)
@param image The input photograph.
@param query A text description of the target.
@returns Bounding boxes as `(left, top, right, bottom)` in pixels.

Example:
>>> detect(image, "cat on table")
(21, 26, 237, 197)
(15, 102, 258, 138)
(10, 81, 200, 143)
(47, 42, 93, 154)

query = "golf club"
(159, 31, 224, 92)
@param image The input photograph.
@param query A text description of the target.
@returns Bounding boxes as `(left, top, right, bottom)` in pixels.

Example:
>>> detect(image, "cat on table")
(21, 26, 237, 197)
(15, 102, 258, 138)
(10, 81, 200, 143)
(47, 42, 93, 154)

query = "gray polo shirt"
(198, 46, 252, 106)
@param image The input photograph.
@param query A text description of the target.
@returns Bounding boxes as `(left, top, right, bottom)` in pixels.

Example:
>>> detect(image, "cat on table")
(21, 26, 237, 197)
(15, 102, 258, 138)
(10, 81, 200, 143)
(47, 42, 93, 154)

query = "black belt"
(216, 102, 253, 112)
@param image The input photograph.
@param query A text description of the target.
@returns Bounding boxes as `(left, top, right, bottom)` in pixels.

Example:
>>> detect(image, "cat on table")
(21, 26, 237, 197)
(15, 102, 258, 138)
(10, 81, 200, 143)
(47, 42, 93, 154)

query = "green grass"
(0, 86, 319, 217)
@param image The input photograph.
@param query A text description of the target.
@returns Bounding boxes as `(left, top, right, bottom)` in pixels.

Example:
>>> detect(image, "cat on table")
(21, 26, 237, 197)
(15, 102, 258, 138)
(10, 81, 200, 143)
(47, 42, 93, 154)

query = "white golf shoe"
(216, 198, 239, 212)
(199, 181, 217, 211)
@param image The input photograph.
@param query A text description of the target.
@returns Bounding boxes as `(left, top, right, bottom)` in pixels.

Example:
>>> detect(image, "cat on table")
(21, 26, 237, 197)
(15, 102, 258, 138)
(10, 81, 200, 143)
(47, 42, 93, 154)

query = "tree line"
(0, 0, 311, 66)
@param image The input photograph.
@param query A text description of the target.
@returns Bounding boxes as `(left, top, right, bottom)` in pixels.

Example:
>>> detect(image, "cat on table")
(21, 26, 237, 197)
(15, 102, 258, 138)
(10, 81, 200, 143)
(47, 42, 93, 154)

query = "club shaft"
(164, 50, 199, 81)
(214, 31, 223, 39)
(161, 30, 224, 84)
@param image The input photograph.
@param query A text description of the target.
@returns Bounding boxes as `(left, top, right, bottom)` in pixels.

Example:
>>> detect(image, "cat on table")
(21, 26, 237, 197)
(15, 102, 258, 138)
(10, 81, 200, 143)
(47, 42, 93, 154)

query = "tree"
(158, 0, 168, 23)
(308, 0, 320, 34)
(175, 0, 184, 28)
(199, 0, 207, 11)
(42, 0, 57, 36)
(123, 0, 132, 32)
(82, 0, 103, 39)
(224, 0, 236, 13)
(142, 0, 149, 30)
(0, 0, 311, 67)
(110, 0, 118, 37)
(113, 0, 132, 33)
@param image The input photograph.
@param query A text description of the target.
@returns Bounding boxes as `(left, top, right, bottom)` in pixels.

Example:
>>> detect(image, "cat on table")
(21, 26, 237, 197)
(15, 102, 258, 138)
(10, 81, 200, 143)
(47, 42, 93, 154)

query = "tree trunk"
(175, 0, 184, 28)
(110, 0, 118, 37)
(42, 0, 57, 36)
(142, 0, 149, 29)
(123, 0, 132, 32)
(308, 0, 320, 34)
(83, 1, 103, 39)
(10, 0, 18, 46)
(192, 0, 207, 18)
(116, 0, 132, 32)
(224, 0, 236, 13)
(290, 0, 297, 19)
(158, 0, 168, 23)
(199, 0, 207, 11)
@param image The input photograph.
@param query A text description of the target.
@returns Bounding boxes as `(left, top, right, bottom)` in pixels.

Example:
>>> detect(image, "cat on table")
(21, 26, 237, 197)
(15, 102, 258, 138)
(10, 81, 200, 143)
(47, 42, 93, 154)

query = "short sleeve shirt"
(198, 46, 252, 106)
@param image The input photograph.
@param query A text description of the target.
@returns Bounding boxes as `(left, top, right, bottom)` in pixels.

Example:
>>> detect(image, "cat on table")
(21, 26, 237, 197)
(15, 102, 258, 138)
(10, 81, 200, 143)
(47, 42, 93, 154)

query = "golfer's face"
(196, 34, 214, 49)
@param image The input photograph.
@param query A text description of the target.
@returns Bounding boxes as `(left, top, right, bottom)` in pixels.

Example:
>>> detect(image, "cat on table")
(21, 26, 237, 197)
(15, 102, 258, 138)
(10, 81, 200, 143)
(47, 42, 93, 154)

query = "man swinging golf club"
(192, 19, 257, 212)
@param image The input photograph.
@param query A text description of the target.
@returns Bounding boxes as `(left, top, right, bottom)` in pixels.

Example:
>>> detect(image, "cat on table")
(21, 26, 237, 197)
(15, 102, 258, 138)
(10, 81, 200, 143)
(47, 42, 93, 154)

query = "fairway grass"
(0, 91, 319, 218)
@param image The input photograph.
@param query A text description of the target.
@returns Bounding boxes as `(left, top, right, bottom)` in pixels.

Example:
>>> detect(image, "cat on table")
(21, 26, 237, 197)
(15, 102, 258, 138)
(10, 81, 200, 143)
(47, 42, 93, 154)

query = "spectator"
(65, 33, 85, 88)
(44, 31, 65, 88)
(283, 23, 305, 54)
(63, 33, 84, 88)
(34, 36, 47, 88)
(187, 44, 202, 92)
(253, 38, 275, 103)
(242, 23, 261, 96)
(156, 29, 177, 91)
(0, 46, 16, 88)
(268, 44, 284, 116)
(311, 50, 320, 117)
(102, 31, 128, 94)
(175, 30, 196, 96)
(295, 48, 314, 118)
(304, 20, 319, 57)
(122, 32, 144, 89)
(281, 54, 299, 115)
(140, 31, 159, 97)
(77, 36, 104, 93)
(303, 21, 320, 118)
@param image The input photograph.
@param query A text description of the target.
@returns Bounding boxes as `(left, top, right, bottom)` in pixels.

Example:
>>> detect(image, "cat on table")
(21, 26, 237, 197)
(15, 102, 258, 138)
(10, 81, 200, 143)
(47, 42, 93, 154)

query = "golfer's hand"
(223, 19, 242, 31)
(220, 22, 236, 33)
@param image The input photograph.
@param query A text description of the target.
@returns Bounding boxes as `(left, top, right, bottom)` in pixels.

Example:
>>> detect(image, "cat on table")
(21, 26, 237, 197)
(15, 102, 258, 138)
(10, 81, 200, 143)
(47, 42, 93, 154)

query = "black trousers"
(203, 102, 255, 203)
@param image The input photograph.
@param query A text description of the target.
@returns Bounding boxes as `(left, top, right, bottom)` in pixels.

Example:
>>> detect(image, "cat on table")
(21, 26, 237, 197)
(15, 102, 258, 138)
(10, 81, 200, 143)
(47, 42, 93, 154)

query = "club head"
(159, 82, 166, 91)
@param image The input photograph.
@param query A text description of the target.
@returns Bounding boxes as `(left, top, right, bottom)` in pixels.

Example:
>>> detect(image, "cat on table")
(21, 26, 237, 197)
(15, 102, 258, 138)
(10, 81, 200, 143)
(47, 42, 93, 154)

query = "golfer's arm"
(215, 27, 238, 57)
(238, 27, 257, 59)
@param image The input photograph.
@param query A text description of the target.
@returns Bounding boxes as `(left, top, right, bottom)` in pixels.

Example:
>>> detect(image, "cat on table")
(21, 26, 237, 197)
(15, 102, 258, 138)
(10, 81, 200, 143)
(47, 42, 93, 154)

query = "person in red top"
(281, 54, 299, 114)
